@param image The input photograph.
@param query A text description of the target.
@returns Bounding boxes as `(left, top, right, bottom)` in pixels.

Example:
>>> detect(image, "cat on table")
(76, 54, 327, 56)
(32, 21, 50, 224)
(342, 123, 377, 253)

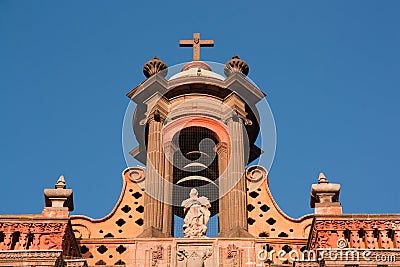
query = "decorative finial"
(318, 172, 329, 184)
(179, 33, 214, 61)
(224, 55, 249, 77)
(55, 175, 66, 189)
(143, 56, 167, 78)
(310, 172, 342, 214)
(43, 175, 74, 217)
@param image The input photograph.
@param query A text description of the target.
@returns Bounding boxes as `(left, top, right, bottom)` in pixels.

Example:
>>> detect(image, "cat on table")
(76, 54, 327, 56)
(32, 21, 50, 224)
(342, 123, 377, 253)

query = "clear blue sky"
(1, 1, 399, 221)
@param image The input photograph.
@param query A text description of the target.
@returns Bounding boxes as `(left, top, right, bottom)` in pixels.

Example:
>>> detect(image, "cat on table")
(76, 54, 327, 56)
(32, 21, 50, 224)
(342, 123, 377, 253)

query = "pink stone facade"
(1, 37, 399, 267)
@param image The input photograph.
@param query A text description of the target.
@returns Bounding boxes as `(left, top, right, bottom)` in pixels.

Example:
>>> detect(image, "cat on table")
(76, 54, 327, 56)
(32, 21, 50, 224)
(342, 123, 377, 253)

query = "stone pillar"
(42, 175, 74, 218)
(161, 141, 176, 236)
(140, 110, 166, 237)
(1, 231, 13, 250)
(16, 224, 29, 250)
(219, 112, 251, 237)
(310, 173, 342, 215)
(216, 142, 228, 234)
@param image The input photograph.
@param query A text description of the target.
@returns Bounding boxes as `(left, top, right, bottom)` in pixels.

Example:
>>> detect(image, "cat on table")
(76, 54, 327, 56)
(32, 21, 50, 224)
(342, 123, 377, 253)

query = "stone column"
(140, 110, 166, 237)
(16, 224, 29, 250)
(216, 142, 228, 234)
(162, 141, 176, 236)
(219, 111, 251, 237)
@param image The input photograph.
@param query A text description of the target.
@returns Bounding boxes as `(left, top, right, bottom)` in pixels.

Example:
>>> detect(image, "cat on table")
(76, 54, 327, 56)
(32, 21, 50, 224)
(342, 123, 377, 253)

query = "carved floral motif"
(226, 244, 240, 266)
(310, 219, 400, 250)
(151, 244, 163, 267)
(177, 248, 212, 267)
(0, 221, 80, 258)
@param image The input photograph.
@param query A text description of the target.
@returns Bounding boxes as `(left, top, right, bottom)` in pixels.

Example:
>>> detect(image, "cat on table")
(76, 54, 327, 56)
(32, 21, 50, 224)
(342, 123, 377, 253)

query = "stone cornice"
(0, 249, 62, 259)
(126, 71, 266, 105)
(0, 221, 68, 233)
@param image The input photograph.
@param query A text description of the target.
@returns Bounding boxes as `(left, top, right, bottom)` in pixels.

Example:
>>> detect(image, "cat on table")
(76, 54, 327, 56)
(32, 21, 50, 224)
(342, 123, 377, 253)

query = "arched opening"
(171, 126, 220, 237)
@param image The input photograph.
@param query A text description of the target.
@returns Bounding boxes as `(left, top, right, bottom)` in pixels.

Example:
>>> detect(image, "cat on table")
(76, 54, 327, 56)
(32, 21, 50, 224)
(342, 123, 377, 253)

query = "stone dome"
(169, 61, 225, 81)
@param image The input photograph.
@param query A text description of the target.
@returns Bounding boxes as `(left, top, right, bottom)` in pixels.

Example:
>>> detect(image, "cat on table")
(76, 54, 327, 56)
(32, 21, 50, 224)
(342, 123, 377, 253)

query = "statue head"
(190, 188, 198, 198)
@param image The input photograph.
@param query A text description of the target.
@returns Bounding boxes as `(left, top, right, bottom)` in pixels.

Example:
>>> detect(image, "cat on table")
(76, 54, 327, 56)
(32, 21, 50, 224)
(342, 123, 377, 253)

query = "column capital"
(223, 110, 252, 125)
(216, 142, 228, 154)
(147, 108, 167, 123)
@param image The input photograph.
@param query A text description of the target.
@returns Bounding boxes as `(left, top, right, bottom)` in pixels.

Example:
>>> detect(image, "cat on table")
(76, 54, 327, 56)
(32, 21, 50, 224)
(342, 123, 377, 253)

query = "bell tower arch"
(127, 36, 266, 238)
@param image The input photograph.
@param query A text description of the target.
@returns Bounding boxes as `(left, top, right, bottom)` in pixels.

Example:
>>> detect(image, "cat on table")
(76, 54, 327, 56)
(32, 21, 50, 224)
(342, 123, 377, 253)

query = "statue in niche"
(181, 188, 211, 237)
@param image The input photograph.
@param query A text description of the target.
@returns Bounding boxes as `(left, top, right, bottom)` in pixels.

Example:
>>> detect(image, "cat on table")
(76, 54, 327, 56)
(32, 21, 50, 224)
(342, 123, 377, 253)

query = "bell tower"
(126, 33, 265, 238)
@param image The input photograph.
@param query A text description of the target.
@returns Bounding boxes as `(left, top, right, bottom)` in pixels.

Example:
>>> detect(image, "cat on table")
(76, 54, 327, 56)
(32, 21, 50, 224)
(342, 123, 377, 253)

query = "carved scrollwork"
(72, 224, 91, 239)
(177, 249, 189, 261)
(312, 218, 400, 250)
(315, 219, 400, 232)
(151, 244, 164, 266)
(125, 167, 145, 183)
(226, 244, 240, 266)
(246, 165, 268, 183)
(202, 248, 213, 260)
(40, 233, 63, 250)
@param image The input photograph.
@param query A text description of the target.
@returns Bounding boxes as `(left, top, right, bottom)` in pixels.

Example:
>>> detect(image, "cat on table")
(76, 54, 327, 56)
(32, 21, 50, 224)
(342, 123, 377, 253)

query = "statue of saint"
(181, 188, 211, 238)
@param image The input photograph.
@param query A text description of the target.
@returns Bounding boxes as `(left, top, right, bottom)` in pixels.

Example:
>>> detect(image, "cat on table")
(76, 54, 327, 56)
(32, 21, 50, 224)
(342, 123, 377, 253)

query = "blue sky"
(1, 1, 399, 224)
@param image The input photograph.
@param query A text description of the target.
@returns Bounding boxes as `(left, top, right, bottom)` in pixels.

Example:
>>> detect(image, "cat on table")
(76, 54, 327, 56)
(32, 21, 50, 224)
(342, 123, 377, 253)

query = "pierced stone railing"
(0, 218, 80, 259)
(308, 215, 400, 250)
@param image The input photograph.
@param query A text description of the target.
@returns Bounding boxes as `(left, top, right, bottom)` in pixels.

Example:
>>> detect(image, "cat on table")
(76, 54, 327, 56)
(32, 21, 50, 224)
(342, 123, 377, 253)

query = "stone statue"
(181, 188, 211, 238)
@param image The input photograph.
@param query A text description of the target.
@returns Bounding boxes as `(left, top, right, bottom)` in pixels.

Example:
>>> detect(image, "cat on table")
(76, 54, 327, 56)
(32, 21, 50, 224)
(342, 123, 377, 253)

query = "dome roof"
(168, 61, 225, 81)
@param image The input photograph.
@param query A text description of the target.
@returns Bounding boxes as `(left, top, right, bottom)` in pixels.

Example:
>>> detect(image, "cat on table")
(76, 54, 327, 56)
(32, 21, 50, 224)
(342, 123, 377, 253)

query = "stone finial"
(55, 175, 66, 189)
(318, 172, 329, 184)
(143, 56, 167, 78)
(224, 55, 249, 77)
(310, 172, 342, 215)
(43, 175, 74, 218)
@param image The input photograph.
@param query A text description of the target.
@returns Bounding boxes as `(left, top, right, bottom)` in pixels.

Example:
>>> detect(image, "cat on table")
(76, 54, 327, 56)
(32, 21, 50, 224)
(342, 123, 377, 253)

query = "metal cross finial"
(179, 33, 214, 61)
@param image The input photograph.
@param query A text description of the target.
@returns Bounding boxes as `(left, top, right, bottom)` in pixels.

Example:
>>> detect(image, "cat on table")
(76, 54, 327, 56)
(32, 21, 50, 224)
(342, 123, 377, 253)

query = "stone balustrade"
(309, 215, 400, 250)
(0, 218, 80, 259)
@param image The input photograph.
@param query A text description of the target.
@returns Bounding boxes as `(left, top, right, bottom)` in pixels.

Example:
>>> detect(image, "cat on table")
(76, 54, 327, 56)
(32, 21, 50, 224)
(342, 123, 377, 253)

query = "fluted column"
(162, 141, 176, 236)
(219, 111, 250, 236)
(216, 142, 228, 235)
(141, 110, 166, 236)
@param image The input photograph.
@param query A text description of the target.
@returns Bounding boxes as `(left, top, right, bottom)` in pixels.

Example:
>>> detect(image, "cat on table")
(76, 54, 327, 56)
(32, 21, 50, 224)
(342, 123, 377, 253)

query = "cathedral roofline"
(126, 69, 266, 103)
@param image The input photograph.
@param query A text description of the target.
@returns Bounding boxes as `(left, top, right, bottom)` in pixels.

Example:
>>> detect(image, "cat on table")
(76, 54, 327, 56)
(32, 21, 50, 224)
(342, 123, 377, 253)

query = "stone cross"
(179, 33, 214, 61)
